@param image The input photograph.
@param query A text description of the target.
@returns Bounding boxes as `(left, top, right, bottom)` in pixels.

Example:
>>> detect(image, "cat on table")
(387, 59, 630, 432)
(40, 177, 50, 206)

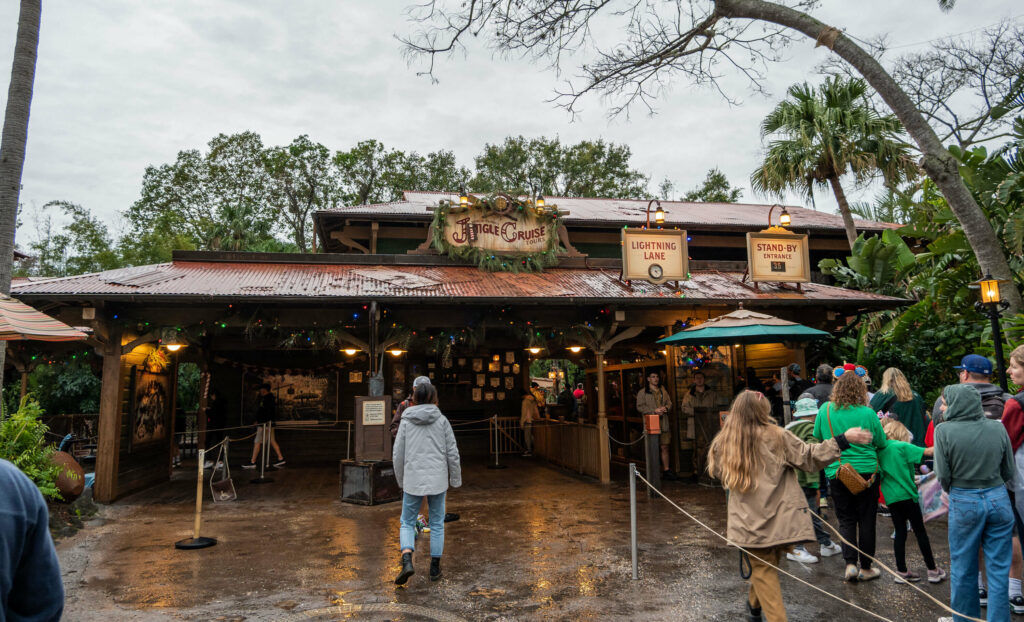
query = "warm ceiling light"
(779, 208, 791, 227)
(165, 343, 183, 352)
(548, 370, 557, 379)
(526, 347, 541, 354)
(659, 349, 667, 356)
(492, 354, 501, 361)
(567, 346, 583, 353)
(342, 348, 359, 356)
(388, 349, 406, 357)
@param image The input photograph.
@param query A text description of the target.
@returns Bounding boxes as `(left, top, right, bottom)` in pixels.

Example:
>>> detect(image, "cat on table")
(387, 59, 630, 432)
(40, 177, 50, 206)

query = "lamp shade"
(980, 278, 1001, 304)
(779, 208, 791, 227)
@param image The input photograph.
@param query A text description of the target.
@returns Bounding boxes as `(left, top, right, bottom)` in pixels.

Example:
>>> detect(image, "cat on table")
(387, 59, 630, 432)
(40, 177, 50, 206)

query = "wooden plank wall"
(116, 344, 174, 498)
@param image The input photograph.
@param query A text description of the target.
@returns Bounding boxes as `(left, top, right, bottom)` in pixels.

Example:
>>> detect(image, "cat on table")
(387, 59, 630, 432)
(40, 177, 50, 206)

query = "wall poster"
(130, 367, 171, 451)
(243, 370, 340, 423)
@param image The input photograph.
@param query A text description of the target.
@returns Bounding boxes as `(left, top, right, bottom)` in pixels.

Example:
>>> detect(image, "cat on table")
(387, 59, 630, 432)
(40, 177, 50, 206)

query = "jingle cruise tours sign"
(443, 209, 551, 253)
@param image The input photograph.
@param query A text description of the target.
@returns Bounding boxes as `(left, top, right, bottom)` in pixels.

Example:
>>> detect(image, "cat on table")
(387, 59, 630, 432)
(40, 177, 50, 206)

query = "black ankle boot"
(746, 600, 763, 622)
(429, 556, 442, 581)
(395, 552, 414, 585)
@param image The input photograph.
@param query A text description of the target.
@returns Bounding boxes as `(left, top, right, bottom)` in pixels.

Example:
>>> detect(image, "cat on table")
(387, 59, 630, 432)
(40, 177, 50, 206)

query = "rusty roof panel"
(315, 191, 898, 232)
(10, 259, 904, 307)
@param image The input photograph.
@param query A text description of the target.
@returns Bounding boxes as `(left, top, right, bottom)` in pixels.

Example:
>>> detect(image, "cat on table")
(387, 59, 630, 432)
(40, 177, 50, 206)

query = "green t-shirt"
(812, 402, 887, 479)
(878, 440, 926, 504)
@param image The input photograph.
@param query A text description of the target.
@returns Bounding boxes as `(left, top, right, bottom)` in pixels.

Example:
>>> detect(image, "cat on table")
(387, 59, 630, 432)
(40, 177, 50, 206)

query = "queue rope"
(632, 470, 985, 622)
(607, 431, 647, 446)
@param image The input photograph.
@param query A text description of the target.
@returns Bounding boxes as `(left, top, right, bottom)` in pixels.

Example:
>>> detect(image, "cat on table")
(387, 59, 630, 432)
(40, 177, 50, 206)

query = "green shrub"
(0, 396, 63, 499)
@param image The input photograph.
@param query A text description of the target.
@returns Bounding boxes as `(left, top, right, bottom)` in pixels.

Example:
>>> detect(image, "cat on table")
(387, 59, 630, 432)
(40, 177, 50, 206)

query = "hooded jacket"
(934, 384, 1015, 493)
(933, 382, 1012, 422)
(393, 404, 462, 496)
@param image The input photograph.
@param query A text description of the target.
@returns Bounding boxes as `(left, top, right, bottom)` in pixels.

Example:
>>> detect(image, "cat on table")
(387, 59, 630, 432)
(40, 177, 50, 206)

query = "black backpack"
(981, 391, 1009, 420)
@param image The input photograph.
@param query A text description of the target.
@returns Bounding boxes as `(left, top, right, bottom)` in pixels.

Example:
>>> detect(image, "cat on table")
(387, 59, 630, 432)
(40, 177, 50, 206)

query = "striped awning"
(0, 295, 87, 342)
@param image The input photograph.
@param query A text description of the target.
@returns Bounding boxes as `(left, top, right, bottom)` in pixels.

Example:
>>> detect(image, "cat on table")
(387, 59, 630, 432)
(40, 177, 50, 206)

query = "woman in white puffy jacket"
(392, 381, 462, 585)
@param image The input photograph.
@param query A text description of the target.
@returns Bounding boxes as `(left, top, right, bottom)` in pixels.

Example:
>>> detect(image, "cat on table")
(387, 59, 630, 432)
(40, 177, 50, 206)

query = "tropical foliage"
(752, 77, 918, 247)
(0, 396, 64, 499)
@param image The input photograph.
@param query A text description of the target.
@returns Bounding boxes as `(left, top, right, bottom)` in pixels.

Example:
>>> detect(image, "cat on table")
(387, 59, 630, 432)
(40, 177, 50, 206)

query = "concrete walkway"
(58, 458, 952, 621)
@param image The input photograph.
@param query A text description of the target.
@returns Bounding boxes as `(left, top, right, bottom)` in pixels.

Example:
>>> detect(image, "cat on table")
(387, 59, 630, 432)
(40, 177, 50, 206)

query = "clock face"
(648, 264, 663, 280)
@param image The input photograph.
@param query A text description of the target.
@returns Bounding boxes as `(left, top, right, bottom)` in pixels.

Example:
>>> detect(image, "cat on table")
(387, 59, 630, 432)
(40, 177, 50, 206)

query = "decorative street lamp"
(645, 199, 665, 229)
(767, 204, 791, 228)
(972, 273, 1011, 391)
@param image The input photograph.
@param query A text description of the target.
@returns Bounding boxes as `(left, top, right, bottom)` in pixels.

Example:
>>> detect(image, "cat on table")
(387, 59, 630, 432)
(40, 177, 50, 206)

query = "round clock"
(648, 264, 663, 280)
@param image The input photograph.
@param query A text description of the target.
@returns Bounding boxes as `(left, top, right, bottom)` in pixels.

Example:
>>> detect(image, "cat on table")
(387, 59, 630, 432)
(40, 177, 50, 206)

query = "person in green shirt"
(784, 397, 843, 564)
(812, 367, 888, 582)
(879, 418, 944, 584)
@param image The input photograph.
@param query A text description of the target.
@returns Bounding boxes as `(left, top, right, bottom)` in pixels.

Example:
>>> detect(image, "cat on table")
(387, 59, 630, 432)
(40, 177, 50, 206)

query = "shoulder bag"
(209, 438, 237, 502)
(826, 403, 876, 495)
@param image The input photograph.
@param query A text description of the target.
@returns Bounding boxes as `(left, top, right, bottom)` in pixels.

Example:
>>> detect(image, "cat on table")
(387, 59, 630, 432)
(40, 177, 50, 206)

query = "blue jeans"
(948, 486, 1014, 622)
(399, 492, 446, 557)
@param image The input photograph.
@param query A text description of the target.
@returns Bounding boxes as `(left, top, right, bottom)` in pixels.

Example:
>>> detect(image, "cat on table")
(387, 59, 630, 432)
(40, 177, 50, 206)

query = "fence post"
(630, 463, 638, 580)
(174, 448, 217, 550)
(488, 415, 507, 470)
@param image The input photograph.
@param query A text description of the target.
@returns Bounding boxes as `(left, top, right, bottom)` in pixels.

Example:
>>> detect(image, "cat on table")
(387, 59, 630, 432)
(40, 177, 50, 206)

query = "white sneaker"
(203, 461, 214, 469)
(820, 541, 843, 557)
(786, 546, 819, 564)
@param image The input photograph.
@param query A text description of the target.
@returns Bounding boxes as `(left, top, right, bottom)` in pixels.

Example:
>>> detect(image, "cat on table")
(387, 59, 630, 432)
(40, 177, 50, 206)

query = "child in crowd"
(784, 397, 842, 563)
(879, 418, 945, 584)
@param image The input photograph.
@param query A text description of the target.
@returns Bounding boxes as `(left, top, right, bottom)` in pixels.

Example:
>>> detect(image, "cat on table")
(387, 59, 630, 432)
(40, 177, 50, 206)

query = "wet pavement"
(58, 457, 953, 621)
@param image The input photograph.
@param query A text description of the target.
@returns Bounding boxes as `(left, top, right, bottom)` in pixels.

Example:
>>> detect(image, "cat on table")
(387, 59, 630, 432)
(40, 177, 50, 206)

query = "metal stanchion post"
(488, 414, 507, 470)
(346, 421, 352, 460)
(630, 463, 638, 580)
(250, 423, 274, 484)
(644, 432, 661, 497)
(175, 449, 217, 549)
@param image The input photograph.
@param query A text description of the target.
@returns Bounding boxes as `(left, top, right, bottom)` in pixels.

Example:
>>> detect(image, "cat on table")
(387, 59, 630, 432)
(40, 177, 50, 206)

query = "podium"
(340, 459, 400, 505)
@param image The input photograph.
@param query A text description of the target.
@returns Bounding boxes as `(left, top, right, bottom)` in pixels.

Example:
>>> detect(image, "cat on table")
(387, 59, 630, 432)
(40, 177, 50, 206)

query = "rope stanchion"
(629, 470, 985, 622)
(487, 415, 508, 470)
(250, 422, 275, 485)
(174, 447, 217, 550)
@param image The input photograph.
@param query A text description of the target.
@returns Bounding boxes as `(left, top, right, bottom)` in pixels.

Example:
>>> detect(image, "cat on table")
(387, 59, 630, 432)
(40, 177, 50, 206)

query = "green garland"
(431, 193, 564, 272)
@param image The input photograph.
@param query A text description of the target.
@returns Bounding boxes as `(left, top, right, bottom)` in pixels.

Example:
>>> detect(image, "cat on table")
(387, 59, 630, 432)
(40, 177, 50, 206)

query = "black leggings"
(888, 499, 936, 572)
(830, 475, 879, 569)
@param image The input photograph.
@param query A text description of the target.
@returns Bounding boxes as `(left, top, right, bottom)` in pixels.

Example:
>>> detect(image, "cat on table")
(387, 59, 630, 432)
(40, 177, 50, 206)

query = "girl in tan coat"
(709, 390, 872, 622)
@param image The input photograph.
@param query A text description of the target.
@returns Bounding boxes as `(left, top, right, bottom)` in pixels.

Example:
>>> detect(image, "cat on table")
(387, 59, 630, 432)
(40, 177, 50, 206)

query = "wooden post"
(19, 369, 27, 400)
(95, 325, 124, 503)
(596, 351, 610, 483)
(663, 325, 679, 474)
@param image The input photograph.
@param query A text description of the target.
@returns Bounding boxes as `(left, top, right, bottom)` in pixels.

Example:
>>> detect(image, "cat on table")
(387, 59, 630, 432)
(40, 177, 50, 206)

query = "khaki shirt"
(682, 387, 717, 415)
(637, 386, 672, 436)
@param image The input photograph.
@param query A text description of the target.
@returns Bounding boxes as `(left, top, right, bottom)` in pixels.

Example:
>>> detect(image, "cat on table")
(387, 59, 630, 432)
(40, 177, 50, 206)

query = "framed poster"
(472, 388, 482, 402)
(476, 374, 486, 386)
(504, 376, 515, 390)
(513, 363, 520, 374)
(488, 361, 501, 372)
(244, 370, 340, 423)
(502, 365, 510, 374)
(497, 391, 506, 401)
(472, 358, 483, 372)
(130, 367, 171, 451)
(505, 351, 515, 364)
(484, 391, 495, 401)
(349, 371, 363, 383)
(490, 377, 500, 388)
(458, 358, 466, 367)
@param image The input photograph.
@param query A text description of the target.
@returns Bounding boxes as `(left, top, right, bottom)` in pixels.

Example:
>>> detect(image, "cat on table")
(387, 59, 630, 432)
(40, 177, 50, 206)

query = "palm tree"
(752, 76, 918, 248)
(0, 0, 42, 376)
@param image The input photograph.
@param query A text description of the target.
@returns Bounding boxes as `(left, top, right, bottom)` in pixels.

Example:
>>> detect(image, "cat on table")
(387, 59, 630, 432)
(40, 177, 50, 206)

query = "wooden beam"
(121, 331, 158, 355)
(94, 324, 124, 503)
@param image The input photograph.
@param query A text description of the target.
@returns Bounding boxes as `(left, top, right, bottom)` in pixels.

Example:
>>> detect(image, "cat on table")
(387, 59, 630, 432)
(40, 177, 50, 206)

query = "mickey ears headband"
(833, 363, 867, 379)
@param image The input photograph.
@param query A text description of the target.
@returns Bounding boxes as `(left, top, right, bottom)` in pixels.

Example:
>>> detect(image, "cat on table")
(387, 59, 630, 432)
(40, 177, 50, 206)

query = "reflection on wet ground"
(58, 457, 951, 621)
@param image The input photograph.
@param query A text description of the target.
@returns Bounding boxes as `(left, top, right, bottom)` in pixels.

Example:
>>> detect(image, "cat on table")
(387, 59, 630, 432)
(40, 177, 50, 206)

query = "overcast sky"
(0, 1, 1020, 246)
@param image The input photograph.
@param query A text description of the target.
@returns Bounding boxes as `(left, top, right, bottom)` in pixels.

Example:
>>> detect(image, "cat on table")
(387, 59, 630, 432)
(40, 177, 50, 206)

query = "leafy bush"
(0, 396, 64, 499)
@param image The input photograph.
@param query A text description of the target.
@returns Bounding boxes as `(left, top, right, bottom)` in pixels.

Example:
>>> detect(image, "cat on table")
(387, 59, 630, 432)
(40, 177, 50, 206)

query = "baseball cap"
(793, 397, 819, 418)
(787, 363, 801, 374)
(953, 354, 993, 376)
(412, 375, 432, 388)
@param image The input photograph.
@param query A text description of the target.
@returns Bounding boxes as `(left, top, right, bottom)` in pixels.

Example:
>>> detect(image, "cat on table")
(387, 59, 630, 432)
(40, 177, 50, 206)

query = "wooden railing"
(532, 419, 603, 479)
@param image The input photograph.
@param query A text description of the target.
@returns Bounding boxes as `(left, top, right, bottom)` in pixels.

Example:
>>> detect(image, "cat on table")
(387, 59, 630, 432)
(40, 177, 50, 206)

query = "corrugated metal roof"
(10, 259, 904, 307)
(315, 191, 898, 232)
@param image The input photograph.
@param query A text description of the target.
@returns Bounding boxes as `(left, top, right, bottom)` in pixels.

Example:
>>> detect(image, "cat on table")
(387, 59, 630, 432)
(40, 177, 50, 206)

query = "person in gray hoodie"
(393, 380, 462, 585)
(935, 383, 1016, 622)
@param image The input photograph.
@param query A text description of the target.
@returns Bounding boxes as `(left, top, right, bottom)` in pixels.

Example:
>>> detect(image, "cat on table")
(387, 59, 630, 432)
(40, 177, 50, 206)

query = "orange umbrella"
(0, 295, 87, 342)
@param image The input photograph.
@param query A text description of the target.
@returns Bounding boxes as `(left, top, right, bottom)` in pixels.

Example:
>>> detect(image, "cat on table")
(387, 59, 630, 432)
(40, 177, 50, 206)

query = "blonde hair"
(882, 418, 911, 443)
(880, 368, 913, 402)
(707, 391, 784, 493)
(830, 370, 869, 408)
(1010, 345, 1024, 370)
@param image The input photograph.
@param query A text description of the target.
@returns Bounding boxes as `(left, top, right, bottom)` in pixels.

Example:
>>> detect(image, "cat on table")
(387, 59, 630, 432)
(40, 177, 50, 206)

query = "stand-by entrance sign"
(745, 232, 810, 283)
(621, 229, 689, 285)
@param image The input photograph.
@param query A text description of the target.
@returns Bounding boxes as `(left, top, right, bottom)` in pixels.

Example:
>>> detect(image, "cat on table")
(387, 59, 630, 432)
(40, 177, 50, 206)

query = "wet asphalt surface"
(57, 457, 955, 621)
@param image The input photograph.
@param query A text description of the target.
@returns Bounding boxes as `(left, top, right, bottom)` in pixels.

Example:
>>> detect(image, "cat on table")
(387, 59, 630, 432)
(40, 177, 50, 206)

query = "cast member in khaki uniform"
(682, 371, 718, 480)
(636, 371, 676, 480)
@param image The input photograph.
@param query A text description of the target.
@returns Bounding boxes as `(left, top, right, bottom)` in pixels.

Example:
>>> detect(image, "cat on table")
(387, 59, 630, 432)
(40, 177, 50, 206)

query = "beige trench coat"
(715, 430, 841, 548)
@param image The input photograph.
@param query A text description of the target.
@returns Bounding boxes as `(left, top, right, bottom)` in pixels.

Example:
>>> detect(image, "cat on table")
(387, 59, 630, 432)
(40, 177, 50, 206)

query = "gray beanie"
(412, 375, 431, 388)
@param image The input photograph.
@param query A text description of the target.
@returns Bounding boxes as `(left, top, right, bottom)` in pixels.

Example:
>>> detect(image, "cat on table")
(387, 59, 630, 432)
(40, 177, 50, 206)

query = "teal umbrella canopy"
(657, 309, 830, 346)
